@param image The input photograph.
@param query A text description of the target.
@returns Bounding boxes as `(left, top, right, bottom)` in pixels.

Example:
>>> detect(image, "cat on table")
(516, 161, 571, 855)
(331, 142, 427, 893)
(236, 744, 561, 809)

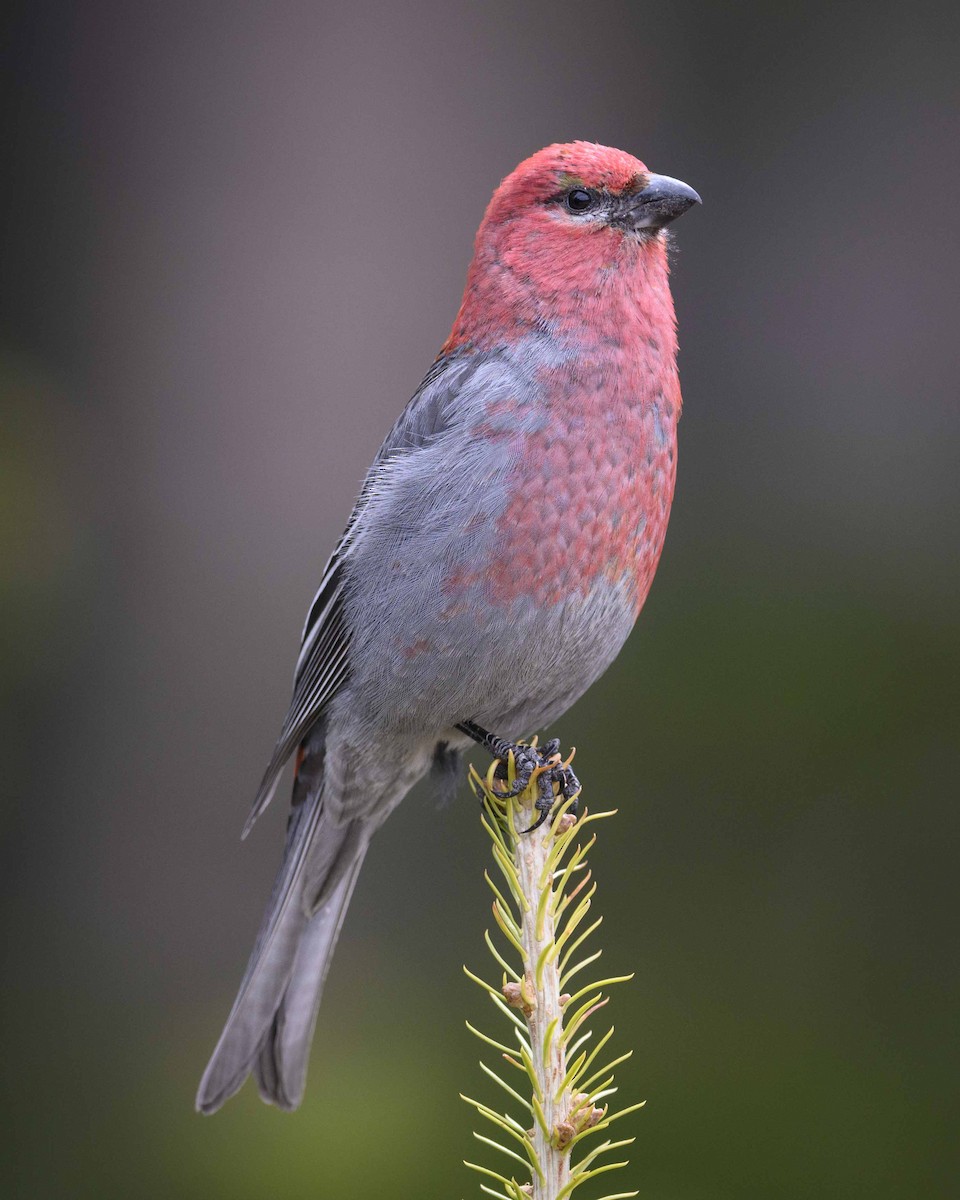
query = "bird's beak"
(622, 174, 701, 230)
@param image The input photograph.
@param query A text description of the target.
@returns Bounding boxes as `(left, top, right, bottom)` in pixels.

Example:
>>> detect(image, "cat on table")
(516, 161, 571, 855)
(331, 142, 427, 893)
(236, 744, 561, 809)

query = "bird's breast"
(453, 348, 680, 618)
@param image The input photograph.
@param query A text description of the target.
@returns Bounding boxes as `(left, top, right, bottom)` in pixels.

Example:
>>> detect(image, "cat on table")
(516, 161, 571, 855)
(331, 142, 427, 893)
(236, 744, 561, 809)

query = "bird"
(196, 141, 699, 1114)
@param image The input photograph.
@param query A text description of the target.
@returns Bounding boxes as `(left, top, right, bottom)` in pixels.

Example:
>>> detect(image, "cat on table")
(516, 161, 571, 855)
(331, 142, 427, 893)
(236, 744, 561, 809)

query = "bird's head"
(445, 142, 699, 353)
(483, 141, 700, 245)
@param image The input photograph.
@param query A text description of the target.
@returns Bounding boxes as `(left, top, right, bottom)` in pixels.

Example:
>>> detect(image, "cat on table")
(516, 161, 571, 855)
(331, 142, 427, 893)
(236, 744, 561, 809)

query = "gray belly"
(345, 572, 637, 740)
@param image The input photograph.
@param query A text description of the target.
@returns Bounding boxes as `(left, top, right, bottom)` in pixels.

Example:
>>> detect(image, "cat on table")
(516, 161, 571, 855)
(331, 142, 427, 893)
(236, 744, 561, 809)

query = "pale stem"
(513, 803, 569, 1200)
(467, 761, 635, 1200)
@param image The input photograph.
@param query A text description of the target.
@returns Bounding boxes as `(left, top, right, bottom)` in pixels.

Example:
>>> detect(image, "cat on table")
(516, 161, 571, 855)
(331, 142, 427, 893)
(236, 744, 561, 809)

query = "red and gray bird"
(197, 141, 700, 1114)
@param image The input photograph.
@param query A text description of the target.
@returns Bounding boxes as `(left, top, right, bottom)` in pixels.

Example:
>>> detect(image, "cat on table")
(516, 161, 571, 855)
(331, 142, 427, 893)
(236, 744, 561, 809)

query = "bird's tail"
(197, 759, 369, 1114)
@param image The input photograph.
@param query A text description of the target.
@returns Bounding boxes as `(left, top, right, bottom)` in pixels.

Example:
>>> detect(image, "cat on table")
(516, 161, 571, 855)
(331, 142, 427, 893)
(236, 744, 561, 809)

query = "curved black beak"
(622, 173, 701, 231)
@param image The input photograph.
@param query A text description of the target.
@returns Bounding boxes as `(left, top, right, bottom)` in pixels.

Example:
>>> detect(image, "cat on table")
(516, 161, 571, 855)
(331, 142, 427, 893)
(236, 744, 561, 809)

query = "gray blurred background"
(2, 2, 958, 1197)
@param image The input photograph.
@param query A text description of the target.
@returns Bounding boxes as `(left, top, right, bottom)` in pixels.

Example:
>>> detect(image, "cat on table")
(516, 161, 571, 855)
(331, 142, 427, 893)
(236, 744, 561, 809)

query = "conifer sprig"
(462, 742, 643, 1200)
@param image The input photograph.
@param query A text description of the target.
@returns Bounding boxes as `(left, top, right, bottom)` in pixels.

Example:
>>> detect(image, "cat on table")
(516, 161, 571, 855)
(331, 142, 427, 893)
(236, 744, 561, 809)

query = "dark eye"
(565, 188, 596, 213)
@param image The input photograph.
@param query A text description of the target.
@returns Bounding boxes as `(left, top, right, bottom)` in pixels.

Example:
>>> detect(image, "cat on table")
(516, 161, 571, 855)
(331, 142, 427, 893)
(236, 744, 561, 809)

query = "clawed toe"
(517, 769, 561, 833)
(491, 745, 541, 798)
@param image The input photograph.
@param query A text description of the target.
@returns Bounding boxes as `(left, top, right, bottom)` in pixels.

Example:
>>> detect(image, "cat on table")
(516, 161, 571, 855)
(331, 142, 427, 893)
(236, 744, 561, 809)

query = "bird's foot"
(457, 720, 581, 834)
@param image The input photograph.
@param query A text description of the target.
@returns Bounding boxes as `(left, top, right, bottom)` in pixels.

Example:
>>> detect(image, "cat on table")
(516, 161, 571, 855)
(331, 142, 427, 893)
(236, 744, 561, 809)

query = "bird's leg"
(456, 719, 520, 762)
(457, 720, 541, 795)
(457, 720, 581, 832)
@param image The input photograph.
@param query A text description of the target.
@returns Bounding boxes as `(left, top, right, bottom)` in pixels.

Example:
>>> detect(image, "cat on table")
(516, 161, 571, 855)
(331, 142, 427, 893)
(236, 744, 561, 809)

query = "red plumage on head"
(443, 142, 670, 355)
(487, 141, 651, 217)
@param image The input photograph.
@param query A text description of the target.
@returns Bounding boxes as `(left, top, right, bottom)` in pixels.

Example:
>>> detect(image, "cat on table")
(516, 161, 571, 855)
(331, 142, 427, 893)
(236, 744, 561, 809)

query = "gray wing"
(242, 349, 487, 834)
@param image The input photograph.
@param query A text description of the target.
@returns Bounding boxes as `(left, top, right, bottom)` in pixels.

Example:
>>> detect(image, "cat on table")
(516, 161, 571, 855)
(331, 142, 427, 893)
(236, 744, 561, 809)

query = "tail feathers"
(254, 849, 367, 1109)
(196, 786, 367, 1115)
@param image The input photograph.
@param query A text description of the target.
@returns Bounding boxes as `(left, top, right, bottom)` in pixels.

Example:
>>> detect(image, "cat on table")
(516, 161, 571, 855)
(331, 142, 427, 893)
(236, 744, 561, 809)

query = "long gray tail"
(196, 778, 369, 1114)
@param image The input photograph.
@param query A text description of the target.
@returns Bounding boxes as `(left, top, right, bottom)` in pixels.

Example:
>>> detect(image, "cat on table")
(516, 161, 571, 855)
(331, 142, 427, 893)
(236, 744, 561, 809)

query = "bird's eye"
(564, 188, 596, 213)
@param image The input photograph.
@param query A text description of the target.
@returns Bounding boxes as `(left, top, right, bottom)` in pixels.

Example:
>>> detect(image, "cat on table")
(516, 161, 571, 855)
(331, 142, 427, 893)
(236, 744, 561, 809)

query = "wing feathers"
(243, 602, 349, 836)
(243, 350, 480, 835)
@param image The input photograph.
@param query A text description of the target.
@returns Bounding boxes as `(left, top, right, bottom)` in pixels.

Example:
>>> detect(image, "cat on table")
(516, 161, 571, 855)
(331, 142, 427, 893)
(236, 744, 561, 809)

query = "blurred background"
(2, 2, 958, 1197)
